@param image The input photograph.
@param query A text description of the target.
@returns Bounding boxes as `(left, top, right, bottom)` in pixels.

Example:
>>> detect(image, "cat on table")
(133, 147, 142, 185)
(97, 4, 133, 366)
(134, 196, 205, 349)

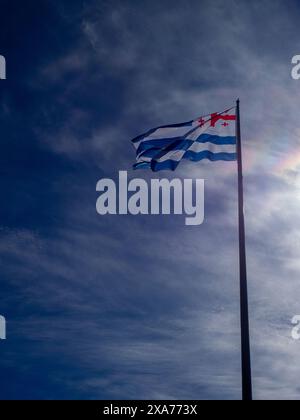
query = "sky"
(1, 0, 300, 400)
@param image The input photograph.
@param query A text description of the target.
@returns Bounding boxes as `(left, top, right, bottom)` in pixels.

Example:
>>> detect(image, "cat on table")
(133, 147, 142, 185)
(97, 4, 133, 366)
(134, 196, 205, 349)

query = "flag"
(131, 107, 237, 171)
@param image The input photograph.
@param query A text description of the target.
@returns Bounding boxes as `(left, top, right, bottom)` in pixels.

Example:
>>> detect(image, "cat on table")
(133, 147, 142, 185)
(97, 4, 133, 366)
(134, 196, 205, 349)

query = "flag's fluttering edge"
(131, 108, 237, 171)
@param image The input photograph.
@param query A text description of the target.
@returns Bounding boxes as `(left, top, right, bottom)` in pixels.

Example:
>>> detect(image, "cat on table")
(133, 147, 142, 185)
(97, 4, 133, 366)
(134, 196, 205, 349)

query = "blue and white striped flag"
(132, 107, 237, 171)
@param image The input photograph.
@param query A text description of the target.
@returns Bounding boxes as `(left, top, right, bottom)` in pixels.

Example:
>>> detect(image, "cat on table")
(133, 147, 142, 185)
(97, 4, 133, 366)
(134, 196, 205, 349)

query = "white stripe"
(134, 122, 198, 149)
(156, 149, 186, 163)
(186, 121, 235, 140)
(136, 156, 152, 163)
(188, 142, 236, 154)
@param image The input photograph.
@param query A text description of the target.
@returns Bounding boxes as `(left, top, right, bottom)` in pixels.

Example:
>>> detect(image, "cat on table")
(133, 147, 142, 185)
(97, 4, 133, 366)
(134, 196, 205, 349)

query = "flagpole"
(236, 99, 253, 401)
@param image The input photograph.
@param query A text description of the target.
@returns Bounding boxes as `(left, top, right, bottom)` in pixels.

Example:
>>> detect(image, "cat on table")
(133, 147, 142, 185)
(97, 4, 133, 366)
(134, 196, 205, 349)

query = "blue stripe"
(183, 150, 237, 163)
(131, 120, 194, 144)
(133, 151, 237, 172)
(136, 137, 184, 156)
(136, 134, 236, 157)
(195, 134, 236, 145)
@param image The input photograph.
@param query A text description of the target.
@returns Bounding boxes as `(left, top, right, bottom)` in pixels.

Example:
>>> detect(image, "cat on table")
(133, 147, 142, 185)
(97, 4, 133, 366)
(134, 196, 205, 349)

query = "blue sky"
(1, 0, 300, 400)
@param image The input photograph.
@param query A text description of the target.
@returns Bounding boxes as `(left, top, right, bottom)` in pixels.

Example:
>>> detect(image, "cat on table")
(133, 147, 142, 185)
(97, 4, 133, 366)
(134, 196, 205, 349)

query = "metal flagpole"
(236, 99, 253, 401)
